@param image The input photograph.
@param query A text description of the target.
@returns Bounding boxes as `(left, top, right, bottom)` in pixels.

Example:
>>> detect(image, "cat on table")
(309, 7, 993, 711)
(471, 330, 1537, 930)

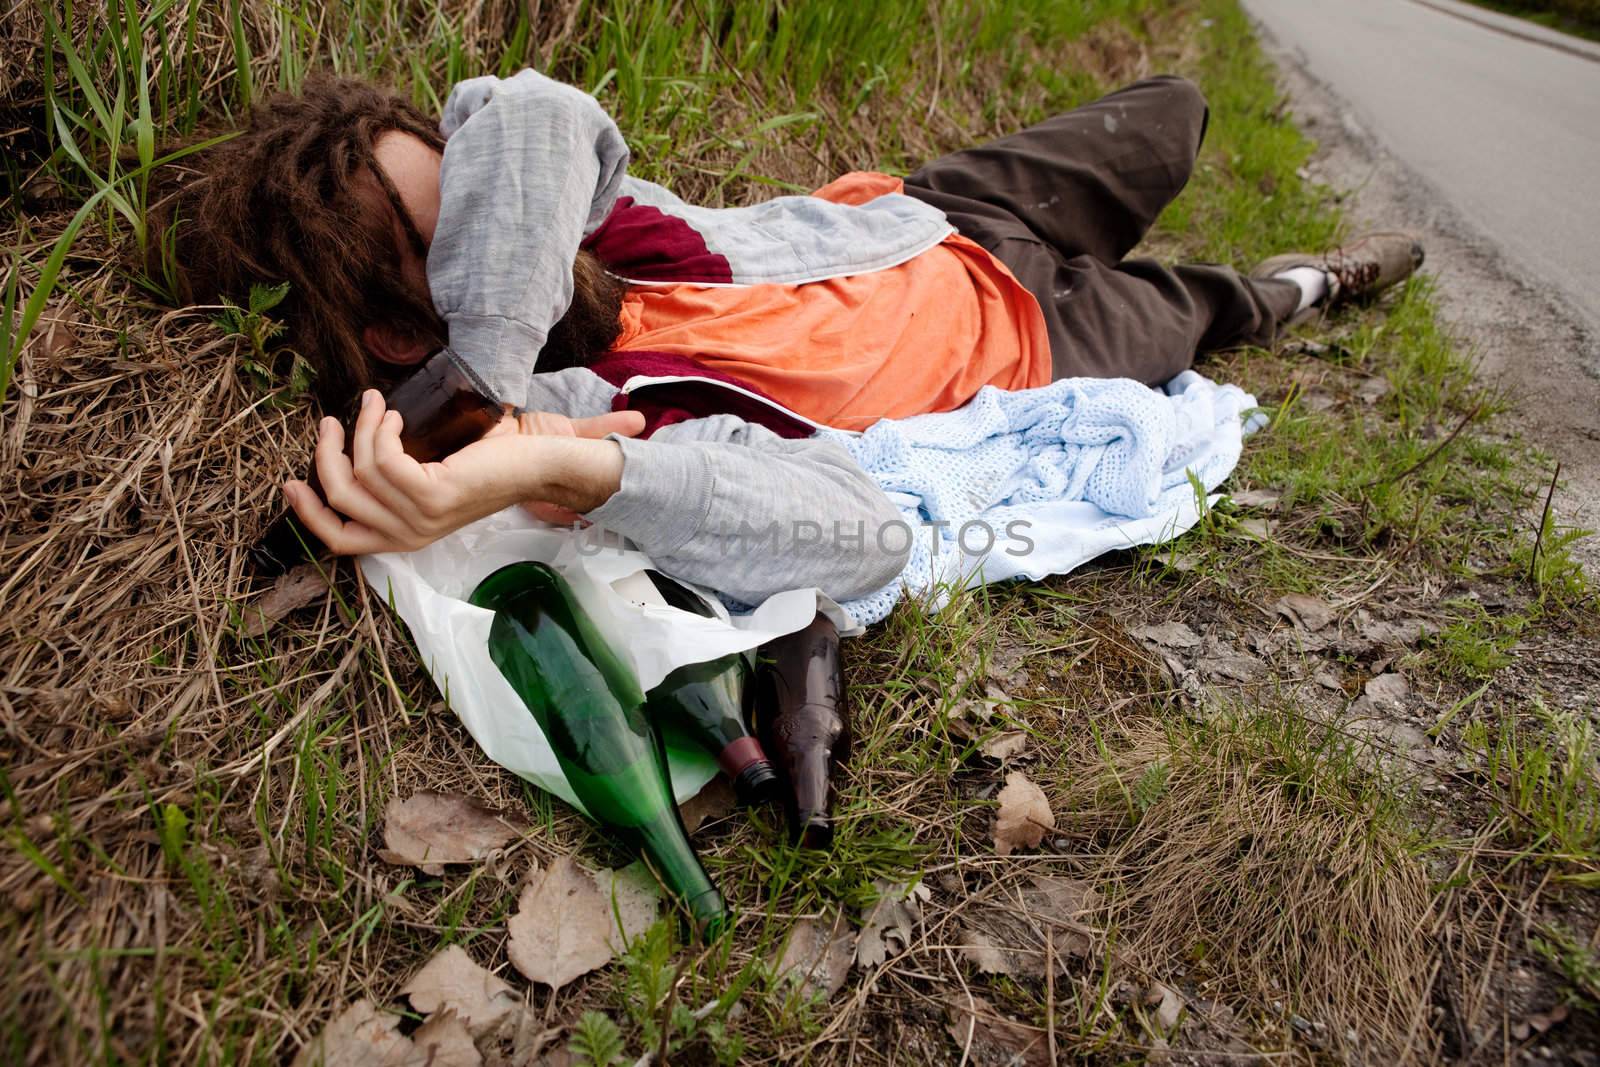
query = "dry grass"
(1059, 710, 1435, 1053)
(5, 0, 1598, 1063)
(0, 4, 1199, 1062)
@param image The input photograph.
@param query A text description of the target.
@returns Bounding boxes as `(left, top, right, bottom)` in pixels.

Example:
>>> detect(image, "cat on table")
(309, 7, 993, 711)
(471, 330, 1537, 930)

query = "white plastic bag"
(359, 508, 855, 814)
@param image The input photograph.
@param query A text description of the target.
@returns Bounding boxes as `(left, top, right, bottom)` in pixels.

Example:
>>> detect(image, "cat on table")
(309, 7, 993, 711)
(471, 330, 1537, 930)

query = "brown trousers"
(904, 76, 1300, 385)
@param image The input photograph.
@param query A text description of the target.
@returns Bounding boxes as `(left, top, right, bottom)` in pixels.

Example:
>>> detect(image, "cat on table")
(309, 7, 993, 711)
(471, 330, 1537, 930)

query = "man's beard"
(537, 250, 626, 373)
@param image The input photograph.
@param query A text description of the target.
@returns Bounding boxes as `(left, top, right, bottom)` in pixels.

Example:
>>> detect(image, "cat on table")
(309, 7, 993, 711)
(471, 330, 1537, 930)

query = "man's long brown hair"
(160, 74, 623, 409)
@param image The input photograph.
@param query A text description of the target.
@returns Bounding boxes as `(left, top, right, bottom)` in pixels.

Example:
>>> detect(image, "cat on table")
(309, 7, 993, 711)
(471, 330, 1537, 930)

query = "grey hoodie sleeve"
(582, 416, 908, 605)
(429, 70, 630, 409)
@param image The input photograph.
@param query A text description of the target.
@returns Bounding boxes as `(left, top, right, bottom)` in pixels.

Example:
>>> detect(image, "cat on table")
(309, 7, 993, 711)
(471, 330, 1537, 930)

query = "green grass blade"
(1, 131, 239, 407)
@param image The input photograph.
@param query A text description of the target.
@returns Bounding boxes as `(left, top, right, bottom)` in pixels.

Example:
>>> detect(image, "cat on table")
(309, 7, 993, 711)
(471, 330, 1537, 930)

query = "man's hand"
(284, 389, 645, 555)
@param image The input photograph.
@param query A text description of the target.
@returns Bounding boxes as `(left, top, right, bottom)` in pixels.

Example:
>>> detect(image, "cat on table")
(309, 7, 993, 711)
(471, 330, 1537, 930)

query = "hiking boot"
(1253, 231, 1424, 323)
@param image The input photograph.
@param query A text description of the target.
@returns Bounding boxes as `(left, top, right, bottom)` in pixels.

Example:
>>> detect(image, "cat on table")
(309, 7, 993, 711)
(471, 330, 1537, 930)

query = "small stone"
(1363, 672, 1409, 710)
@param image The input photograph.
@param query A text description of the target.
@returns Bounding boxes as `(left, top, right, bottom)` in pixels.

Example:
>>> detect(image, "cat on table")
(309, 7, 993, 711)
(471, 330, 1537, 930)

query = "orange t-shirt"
(613, 172, 1052, 432)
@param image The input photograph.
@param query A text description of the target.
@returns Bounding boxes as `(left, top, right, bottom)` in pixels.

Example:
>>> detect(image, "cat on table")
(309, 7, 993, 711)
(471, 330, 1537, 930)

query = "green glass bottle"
(643, 572, 779, 807)
(471, 562, 727, 936)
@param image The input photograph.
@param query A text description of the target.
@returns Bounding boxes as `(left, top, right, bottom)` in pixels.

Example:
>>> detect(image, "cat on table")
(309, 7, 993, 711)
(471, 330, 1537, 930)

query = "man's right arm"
(523, 367, 908, 604)
(583, 416, 908, 605)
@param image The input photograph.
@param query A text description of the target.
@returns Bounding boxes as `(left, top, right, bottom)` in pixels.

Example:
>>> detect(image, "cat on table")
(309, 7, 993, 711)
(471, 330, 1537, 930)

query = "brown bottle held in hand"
(751, 611, 851, 849)
(250, 348, 504, 574)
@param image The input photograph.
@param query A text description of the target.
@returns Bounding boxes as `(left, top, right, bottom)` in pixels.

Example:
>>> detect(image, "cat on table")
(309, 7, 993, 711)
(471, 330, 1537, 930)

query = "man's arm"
(286, 393, 908, 605)
(586, 415, 907, 604)
(429, 70, 629, 408)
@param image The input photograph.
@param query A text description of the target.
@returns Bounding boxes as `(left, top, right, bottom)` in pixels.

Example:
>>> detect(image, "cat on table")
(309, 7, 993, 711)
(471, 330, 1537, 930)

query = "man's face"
(372, 129, 443, 281)
(361, 130, 444, 365)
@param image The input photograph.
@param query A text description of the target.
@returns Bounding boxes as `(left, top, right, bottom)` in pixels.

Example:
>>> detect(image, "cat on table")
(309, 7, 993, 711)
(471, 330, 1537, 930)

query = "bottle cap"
(731, 761, 781, 807)
(716, 736, 770, 779)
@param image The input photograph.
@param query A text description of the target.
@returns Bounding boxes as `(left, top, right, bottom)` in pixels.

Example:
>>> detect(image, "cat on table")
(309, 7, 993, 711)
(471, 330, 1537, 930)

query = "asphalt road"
(1242, 0, 1600, 350)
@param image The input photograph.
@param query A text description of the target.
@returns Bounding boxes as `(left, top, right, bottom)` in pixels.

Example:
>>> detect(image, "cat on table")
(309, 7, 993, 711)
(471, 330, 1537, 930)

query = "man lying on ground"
(168, 70, 1421, 605)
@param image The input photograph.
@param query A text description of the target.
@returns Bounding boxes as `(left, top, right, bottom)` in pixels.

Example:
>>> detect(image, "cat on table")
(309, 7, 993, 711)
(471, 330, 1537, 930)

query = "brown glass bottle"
(250, 348, 505, 574)
(750, 612, 851, 849)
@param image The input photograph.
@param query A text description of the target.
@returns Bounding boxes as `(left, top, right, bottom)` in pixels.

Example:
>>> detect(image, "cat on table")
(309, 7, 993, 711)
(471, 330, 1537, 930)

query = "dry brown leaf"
(290, 1000, 412, 1067)
(401, 944, 518, 1037)
(291, 1000, 487, 1067)
(958, 875, 1097, 977)
(855, 879, 927, 968)
(378, 792, 527, 876)
(1356, 376, 1391, 405)
(1230, 488, 1282, 510)
(590, 861, 661, 952)
(773, 912, 856, 1000)
(34, 305, 80, 360)
(993, 772, 1055, 856)
(957, 929, 1013, 975)
(245, 564, 331, 637)
(677, 775, 737, 834)
(944, 993, 1049, 1067)
(1144, 983, 1184, 1032)
(1132, 621, 1202, 650)
(507, 856, 616, 990)
(1361, 616, 1428, 647)
(1197, 654, 1262, 683)
(1273, 593, 1336, 632)
(406, 1010, 482, 1067)
(1239, 517, 1275, 539)
(980, 730, 1028, 761)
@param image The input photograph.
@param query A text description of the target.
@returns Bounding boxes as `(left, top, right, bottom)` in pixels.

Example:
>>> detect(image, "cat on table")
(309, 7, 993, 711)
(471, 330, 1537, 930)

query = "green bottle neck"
(632, 808, 726, 932)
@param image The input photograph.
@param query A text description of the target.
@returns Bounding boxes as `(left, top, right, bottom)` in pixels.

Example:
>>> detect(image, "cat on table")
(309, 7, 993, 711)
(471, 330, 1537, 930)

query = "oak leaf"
(855, 879, 927, 968)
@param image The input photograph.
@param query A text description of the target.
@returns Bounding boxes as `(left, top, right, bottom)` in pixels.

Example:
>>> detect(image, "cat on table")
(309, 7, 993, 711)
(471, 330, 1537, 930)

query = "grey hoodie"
(426, 70, 947, 604)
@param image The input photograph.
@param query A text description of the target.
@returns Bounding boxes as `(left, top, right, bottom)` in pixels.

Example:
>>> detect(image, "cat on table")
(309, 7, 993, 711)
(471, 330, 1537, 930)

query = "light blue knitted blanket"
(824, 371, 1266, 625)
